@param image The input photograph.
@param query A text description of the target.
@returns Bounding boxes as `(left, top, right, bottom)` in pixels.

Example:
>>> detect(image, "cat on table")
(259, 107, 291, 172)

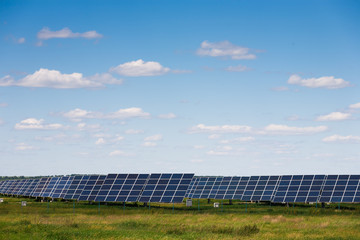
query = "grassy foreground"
(1, 196, 360, 239)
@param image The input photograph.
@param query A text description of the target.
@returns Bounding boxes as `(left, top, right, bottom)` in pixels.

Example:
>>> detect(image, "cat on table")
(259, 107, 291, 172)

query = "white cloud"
(63, 107, 150, 121)
(158, 113, 176, 119)
(225, 64, 251, 72)
(87, 73, 123, 85)
(0, 69, 121, 89)
(322, 135, 360, 143)
(262, 124, 328, 135)
(17, 37, 25, 44)
(207, 150, 229, 156)
(125, 129, 144, 134)
(114, 136, 124, 142)
(0, 75, 15, 86)
(77, 123, 100, 131)
(143, 142, 157, 147)
(37, 27, 102, 40)
(107, 108, 150, 119)
(189, 124, 252, 134)
(287, 74, 350, 89)
(0, 102, 8, 107)
(15, 143, 34, 151)
(63, 108, 93, 121)
(349, 103, 360, 109)
(208, 134, 221, 139)
(95, 138, 106, 145)
(110, 59, 170, 77)
(35, 133, 67, 142)
(316, 112, 351, 121)
(144, 134, 162, 141)
(196, 40, 256, 60)
(109, 150, 129, 156)
(220, 137, 255, 144)
(15, 118, 63, 130)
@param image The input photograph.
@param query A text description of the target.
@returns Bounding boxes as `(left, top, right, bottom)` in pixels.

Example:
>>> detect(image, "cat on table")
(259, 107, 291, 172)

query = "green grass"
(1, 196, 360, 239)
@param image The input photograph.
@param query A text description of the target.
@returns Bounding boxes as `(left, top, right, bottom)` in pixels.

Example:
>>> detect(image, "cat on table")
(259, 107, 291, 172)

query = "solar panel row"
(187, 175, 360, 203)
(0, 173, 195, 204)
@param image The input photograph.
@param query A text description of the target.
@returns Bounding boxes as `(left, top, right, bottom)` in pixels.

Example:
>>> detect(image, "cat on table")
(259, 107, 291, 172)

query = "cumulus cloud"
(0, 75, 15, 86)
(17, 37, 25, 44)
(322, 135, 360, 143)
(220, 137, 255, 144)
(110, 59, 170, 77)
(15, 118, 63, 130)
(62, 107, 150, 121)
(144, 134, 162, 141)
(76, 123, 100, 131)
(189, 124, 252, 134)
(125, 129, 144, 134)
(158, 113, 176, 119)
(287, 74, 350, 89)
(143, 142, 157, 147)
(15, 143, 34, 151)
(208, 134, 221, 139)
(349, 103, 360, 109)
(0, 68, 122, 89)
(262, 124, 328, 135)
(225, 64, 251, 72)
(316, 112, 351, 121)
(37, 27, 102, 40)
(95, 138, 106, 145)
(196, 41, 256, 60)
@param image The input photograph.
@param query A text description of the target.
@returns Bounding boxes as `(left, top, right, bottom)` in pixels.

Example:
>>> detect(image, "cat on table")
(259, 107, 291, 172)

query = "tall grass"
(1, 196, 360, 239)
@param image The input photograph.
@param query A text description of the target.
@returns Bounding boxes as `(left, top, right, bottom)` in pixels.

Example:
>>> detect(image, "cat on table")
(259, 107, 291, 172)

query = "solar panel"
(32, 177, 51, 197)
(18, 179, 34, 196)
(241, 176, 280, 201)
(185, 177, 199, 198)
(222, 176, 248, 200)
(319, 175, 360, 203)
(63, 175, 87, 200)
(95, 174, 149, 202)
(191, 177, 220, 199)
(139, 173, 194, 203)
(51, 176, 74, 199)
(78, 175, 106, 201)
(0, 181, 5, 192)
(2, 180, 14, 194)
(24, 179, 40, 197)
(215, 176, 237, 200)
(15, 179, 30, 195)
(0, 180, 9, 194)
(272, 175, 326, 203)
(190, 176, 251, 200)
(258, 176, 280, 201)
(41, 177, 61, 197)
(4, 180, 17, 195)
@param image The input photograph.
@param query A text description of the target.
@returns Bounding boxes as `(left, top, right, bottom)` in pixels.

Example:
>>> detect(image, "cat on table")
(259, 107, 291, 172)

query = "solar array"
(1, 174, 360, 203)
(139, 173, 194, 203)
(0, 173, 195, 204)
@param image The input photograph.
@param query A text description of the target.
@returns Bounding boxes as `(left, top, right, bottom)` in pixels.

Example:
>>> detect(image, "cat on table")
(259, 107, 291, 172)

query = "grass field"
(1, 196, 360, 239)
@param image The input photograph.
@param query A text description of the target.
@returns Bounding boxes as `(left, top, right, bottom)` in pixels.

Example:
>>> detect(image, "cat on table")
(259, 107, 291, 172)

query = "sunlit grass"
(1, 196, 360, 239)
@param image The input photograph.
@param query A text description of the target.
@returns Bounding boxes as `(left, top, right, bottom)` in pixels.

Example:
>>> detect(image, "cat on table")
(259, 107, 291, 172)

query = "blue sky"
(0, 0, 359, 176)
